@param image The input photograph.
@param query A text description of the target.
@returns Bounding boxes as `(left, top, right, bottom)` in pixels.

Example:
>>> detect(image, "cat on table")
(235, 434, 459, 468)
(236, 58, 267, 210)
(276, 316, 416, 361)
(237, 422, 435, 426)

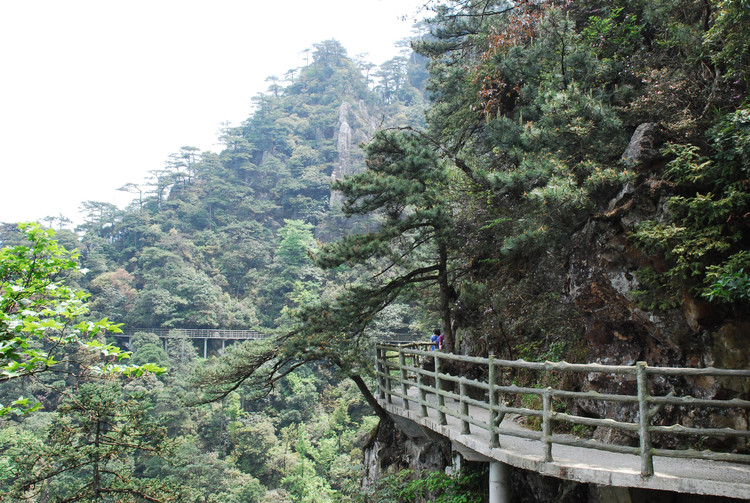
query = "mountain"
(69, 39, 428, 329)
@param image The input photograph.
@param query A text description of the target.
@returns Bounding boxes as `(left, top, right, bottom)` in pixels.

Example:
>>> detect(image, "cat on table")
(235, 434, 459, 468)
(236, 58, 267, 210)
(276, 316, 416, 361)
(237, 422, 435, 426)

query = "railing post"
(415, 348, 428, 417)
(542, 388, 553, 462)
(435, 352, 447, 425)
(460, 381, 471, 435)
(637, 361, 654, 477)
(383, 348, 393, 404)
(376, 346, 385, 400)
(399, 351, 410, 410)
(488, 354, 499, 448)
(385, 370, 393, 404)
(417, 363, 428, 417)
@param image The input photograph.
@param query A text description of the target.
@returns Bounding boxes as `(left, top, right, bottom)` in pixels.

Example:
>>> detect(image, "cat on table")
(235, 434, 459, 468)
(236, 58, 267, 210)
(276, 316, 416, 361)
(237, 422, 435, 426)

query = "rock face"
(556, 155, 750, 461)
(329, 100, 378, 208)
(512, 471, 589, 503)
(365, 123, 749, 500)
(622, 122, 659, 167)
(564, 168, 750, 445)
(361, 417, 451, 491)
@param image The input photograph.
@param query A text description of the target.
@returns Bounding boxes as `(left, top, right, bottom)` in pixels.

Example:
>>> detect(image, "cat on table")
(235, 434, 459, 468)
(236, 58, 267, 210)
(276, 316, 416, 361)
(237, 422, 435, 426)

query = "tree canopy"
(0, 223, 163, 416)
(3, 4, 750, 496)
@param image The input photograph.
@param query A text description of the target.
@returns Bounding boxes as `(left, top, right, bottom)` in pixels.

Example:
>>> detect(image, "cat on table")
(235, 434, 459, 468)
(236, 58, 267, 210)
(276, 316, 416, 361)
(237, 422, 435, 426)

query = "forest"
(2, 0, 749, 501)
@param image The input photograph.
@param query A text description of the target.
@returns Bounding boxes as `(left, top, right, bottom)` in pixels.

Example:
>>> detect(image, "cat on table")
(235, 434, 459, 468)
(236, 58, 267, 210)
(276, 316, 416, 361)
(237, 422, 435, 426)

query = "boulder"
(622, 122, 659, 167)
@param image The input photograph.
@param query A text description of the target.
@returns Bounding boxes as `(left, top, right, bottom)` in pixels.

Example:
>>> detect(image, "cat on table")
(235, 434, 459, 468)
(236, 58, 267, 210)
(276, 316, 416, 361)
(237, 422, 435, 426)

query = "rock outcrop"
(361, 417, 451, 491)
(329, 100, 378, 208)
(621, 122, 660, 168)
(365, 123, 750, 500)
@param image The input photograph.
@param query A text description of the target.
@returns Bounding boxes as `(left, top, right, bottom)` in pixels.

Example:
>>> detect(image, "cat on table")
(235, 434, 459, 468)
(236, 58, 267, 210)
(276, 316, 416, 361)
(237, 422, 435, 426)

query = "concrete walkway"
(379, 391, 750, 500)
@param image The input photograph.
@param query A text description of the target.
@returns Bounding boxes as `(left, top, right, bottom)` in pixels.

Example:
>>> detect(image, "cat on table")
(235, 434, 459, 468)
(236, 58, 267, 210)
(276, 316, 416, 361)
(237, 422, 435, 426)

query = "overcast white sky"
(0, 0, 427, 226)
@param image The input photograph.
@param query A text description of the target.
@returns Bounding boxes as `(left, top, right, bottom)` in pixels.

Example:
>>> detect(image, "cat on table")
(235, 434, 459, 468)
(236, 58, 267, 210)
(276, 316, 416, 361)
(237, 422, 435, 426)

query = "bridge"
(376, 343, 750, 502)
(112, 328, 267, 357)
(111, 328, 421, 358)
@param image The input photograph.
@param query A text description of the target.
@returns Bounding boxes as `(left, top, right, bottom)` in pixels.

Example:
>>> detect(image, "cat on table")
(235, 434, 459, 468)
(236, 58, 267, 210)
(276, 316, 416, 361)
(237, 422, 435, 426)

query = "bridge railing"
(115, 329, 423, 342)
(115, 328, 267, 340)
(376, 343, 750, 477)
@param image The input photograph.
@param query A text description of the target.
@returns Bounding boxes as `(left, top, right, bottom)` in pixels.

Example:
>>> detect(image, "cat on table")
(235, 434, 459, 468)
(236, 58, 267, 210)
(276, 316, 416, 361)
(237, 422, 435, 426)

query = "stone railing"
(376, 343, 750, 477)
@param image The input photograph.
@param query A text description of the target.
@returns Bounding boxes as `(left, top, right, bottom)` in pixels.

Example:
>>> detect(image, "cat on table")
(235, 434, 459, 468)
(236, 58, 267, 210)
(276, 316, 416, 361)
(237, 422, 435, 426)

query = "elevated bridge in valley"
(112, 328, 268, 357)
(376, 343, 750, 503)
(111, 328, 421, 358)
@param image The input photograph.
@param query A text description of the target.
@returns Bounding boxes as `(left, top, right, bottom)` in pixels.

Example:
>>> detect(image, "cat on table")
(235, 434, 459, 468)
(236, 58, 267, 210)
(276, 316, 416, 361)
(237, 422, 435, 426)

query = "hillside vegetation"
(2, 1, 749, 501)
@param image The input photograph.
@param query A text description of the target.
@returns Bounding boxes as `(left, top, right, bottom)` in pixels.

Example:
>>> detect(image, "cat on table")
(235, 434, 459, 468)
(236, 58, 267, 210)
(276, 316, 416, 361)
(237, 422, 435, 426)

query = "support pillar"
(204, 339, 208, 359)
(489, 461, 510, 503)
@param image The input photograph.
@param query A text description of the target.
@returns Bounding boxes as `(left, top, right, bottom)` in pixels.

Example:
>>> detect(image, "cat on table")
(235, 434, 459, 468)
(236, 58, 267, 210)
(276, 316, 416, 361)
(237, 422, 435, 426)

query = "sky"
(0, 0, 427, 226)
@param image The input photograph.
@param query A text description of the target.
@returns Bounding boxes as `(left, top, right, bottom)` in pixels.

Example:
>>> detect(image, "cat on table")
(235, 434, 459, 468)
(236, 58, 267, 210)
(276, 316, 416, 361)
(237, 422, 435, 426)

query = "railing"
(116, 328, 423, 342)
(116, 328, 267, 340)
(376, 343, 750, 477)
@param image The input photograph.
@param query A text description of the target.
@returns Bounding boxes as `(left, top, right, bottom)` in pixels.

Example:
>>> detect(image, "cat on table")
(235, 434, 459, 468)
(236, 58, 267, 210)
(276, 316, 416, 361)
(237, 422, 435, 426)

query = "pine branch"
(394, 126, 491, 189)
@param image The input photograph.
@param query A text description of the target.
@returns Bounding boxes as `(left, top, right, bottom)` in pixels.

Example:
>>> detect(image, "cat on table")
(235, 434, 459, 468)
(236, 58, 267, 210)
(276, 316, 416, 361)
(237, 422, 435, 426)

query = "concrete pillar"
(204, 339, 208, 359)
(489, 461, 510, 503)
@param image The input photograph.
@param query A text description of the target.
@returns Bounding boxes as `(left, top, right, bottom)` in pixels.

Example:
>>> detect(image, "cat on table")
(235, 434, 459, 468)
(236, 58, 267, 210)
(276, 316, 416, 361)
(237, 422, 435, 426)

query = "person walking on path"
(430, 329, 440, 351)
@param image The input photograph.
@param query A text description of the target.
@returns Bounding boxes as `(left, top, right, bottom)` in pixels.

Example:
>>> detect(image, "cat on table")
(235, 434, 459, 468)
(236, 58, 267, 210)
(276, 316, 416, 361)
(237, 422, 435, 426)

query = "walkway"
(116, 328, 267, 340)
(376, 343, 750, 500)
(112, 328, 266, 357)
(111, 328, 422, 358)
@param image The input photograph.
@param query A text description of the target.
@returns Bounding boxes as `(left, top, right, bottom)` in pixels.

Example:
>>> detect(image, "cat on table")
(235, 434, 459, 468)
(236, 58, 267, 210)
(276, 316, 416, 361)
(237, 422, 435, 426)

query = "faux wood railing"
(116, 328, 421, 342)
(376, 343, 750, 477)
(117, 328, 267, 340)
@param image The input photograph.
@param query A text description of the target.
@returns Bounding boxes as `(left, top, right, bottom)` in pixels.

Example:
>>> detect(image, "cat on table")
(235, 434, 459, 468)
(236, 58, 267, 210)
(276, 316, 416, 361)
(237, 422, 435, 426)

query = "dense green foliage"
(2, 40, 427, 502)
(0, 223, 162, 416)
(0, 330, 375, 501)
(2, 0, 749, 500)
(404, 0, 750, 350)
(10, 383, 178, 501)
(632, 106, 750, 308)
(364, 468, 484, 503)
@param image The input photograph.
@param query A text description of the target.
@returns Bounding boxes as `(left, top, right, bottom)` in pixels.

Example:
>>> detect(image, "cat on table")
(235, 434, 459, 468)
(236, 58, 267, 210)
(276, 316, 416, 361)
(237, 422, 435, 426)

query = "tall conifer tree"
(314, 129, 459, 351)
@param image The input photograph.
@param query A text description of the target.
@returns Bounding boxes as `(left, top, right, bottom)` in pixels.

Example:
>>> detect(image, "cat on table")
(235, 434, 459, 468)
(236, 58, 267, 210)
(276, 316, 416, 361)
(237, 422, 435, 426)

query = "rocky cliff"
(329, 100, 379, 208)
(362, 124, 750, 501)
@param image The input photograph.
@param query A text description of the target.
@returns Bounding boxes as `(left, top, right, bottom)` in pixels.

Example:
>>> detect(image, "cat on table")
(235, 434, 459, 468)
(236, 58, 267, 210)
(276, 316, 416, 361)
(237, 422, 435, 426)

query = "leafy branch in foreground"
(0, 223, 165, 415)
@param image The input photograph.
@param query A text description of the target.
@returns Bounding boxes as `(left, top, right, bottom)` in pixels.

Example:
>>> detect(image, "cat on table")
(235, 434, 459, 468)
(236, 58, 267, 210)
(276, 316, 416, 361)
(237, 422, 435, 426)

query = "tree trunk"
(93, 418, 101, 499)
(437, 241, 454, 353)
(349, 373, 389, 422)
